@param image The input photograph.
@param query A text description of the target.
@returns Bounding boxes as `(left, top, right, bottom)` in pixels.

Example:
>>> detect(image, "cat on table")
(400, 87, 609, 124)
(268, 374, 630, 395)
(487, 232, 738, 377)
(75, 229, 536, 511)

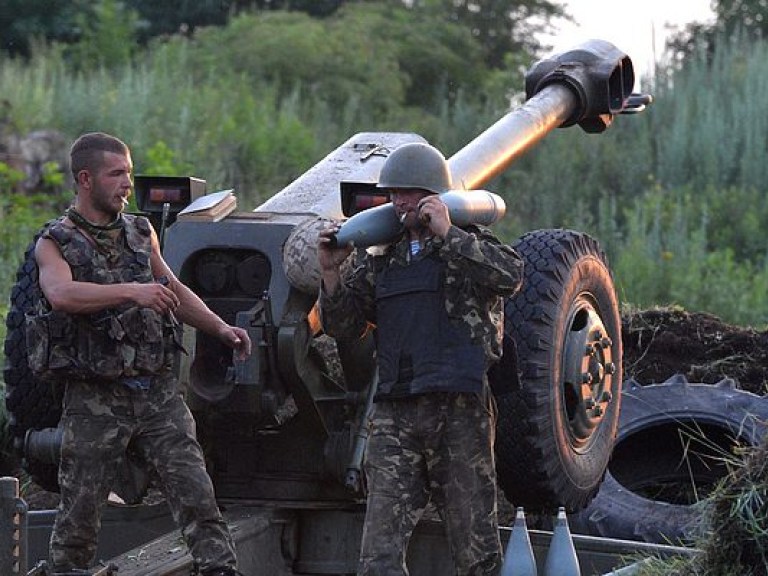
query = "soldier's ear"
(75, 169, 91, 189)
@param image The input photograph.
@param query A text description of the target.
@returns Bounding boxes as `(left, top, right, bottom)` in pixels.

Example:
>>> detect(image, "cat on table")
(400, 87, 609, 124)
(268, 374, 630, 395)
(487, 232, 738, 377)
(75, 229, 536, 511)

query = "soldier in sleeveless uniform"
(28, 132, 251, 576)
(317, 143, 525, 576)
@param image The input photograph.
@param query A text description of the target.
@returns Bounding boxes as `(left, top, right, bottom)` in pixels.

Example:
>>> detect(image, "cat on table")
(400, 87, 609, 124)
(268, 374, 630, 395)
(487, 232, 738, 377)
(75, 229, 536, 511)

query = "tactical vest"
(374, 254, 486, 399)
(25, 214, 183, 382)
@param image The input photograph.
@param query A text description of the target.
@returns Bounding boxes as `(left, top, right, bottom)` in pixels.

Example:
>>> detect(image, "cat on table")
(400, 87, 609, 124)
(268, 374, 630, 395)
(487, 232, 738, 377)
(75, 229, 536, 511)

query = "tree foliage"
(0, 0, 564, 66)
(410, 0, 568, 68)
(0, 0, 86, 57)
(237, 0, 346, 17)
(65, 0, 140, 70)
(667, 0, 768, 67)
(713, 0, 768, 36)
(175, 4, 488, 114)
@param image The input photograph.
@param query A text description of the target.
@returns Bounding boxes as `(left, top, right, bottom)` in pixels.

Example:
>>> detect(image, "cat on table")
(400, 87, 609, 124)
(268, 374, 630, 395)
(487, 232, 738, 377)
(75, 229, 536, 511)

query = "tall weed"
(610, 188, 768, 327)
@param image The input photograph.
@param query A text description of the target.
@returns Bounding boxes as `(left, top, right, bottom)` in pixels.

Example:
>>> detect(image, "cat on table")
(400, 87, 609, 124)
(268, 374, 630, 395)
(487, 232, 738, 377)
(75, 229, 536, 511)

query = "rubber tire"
(3, 226, 62, 491)
(491, 229, 623, 513)
(570, 375, 768, 544)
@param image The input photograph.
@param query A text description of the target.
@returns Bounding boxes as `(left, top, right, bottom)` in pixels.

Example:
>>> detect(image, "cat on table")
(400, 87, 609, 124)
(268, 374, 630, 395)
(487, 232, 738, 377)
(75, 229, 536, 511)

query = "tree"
(177, 4, 489, 115)
(666, 0, 768, 67)
(0, 0, 142, 60)
(66, 0, 139, 70)
(712, 0, 768, 37)
(124, 0, 243, 41)
(244, 0, 346, 16)
(0, 0, 87, 57)
(1, 0, 567, 67)
(117, 0, 355, 42)
(409, 0, 569, 68)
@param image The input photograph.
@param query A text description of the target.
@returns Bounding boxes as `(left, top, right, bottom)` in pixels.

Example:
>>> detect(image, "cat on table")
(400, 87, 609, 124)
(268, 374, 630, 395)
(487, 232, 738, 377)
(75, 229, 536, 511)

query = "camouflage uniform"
(31, 215, 237, 573)
(51, 374, 235, 571)
(320, 224, 524, 576)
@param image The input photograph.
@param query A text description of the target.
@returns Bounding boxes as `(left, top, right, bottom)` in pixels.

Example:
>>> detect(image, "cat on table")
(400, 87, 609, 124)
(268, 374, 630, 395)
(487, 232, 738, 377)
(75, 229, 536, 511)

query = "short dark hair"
(69, 132, 129, 179)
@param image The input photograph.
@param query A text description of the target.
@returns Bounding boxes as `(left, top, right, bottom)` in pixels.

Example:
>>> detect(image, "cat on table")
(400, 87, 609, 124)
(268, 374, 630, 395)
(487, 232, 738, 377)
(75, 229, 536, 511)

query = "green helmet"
(377, 142, 452, 194)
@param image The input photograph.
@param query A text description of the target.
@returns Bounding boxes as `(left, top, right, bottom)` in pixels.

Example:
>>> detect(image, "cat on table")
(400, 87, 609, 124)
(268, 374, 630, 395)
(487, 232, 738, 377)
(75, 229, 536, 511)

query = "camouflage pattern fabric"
(320, 224, 523, 363)
(26, 304, 181, 381)
(358, 391, 502, 576)
(50, 374, 236, 572)
(45, 213, 154, 286)
(319, 223, 523, 576)
(26, 214, 182, 381)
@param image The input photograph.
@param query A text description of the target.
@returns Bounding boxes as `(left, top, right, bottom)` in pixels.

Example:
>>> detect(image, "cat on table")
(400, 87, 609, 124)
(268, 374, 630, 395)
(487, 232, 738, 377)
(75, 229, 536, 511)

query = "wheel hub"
(563, 305, 616, 446)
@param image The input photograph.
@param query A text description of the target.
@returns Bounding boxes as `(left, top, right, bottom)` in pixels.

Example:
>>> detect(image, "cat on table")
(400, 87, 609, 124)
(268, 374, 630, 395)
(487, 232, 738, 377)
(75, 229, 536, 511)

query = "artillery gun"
(4, 40, 654, 574)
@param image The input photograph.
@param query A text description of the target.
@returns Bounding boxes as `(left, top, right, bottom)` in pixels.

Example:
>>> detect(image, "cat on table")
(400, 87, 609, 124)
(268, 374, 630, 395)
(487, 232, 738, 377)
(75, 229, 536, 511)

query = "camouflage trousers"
(358, 389, 502, 576)
(50, 374, 236, 573)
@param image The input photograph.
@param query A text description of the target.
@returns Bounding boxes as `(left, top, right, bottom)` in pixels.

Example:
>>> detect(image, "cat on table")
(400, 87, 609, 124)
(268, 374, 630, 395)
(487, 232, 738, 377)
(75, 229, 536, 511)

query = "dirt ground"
(621, 306, 768, 396)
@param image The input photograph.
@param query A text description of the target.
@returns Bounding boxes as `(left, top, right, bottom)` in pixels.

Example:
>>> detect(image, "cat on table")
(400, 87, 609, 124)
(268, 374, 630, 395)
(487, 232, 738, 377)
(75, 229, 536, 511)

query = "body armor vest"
(374, 254, 486, 399)
(25, 214, 182, 382)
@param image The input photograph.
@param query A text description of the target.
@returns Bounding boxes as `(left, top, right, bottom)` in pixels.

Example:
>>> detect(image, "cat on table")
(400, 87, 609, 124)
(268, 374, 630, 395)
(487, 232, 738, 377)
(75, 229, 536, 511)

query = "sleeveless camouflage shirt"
(25, 214, 182, 381)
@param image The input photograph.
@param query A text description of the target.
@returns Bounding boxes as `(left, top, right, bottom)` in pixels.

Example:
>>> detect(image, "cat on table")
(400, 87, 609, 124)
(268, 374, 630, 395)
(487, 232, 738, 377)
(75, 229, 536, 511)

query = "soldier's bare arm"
(35, 236, 180, 315)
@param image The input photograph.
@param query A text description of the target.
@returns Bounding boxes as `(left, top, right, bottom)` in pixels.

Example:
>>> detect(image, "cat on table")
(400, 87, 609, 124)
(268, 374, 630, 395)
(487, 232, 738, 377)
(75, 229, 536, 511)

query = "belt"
(120, 376, 152, 391)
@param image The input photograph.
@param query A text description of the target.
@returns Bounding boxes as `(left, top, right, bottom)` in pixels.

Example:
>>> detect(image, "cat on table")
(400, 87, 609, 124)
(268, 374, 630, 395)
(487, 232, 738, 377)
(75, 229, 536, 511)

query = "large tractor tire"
(570, 376, 768, 544)
(3, 228, 62, 492)
(490, 229, 622, 513)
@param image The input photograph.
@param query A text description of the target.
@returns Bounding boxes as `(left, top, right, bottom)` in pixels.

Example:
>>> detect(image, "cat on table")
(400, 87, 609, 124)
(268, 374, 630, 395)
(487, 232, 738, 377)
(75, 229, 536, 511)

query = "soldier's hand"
(418, 195, 451, 238)
(317, 223, 353, 271)
(221, 325, 251, 360)
(130, 283, 180, 314)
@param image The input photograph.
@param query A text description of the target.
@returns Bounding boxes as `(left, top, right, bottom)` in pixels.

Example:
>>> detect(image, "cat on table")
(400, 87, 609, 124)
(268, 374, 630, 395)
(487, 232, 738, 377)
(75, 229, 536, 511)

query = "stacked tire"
(570, 375, 768, 544)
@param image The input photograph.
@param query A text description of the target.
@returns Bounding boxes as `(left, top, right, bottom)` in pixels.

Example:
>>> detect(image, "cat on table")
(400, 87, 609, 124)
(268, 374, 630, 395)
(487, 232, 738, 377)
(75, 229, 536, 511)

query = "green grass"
(630, 434, 768, 575)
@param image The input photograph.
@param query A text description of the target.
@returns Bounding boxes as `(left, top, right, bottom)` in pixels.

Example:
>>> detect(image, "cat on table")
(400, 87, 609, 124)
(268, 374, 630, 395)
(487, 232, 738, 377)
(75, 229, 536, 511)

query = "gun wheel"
(491, 228, 622, 512)
(3, 226, 62, 492)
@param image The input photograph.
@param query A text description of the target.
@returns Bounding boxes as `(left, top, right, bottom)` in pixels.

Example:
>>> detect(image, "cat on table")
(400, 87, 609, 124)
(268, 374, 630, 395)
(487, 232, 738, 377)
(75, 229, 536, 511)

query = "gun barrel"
(448, 83, 578, 190)
(327, 85, 578, 249)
